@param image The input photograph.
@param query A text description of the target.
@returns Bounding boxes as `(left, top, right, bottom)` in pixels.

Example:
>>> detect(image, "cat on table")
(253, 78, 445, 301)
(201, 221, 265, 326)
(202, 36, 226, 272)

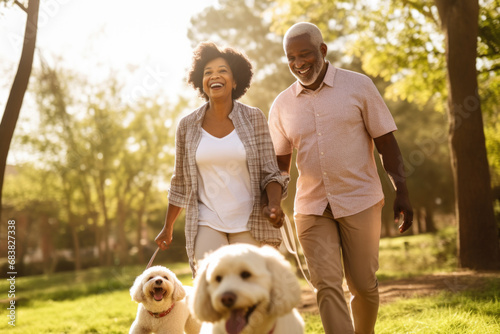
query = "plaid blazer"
(168, 101, 288, 274)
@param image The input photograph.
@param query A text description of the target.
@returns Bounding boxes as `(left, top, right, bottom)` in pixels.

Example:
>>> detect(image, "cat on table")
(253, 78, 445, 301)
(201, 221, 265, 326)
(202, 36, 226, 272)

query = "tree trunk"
(64, 183, 81, 271)
(415, 207, 425, 234)
(436, 0, 500, 270)
(116, 176, 134, 265)
(424, 204, 437, 233)
(0, 0, 39, 219)
(116, 197, 129, 265)
(16, 213, 29, 275)
(94, 172, 112, 265)
(41, 214, 54, 274)
(136, 181, 152, 264)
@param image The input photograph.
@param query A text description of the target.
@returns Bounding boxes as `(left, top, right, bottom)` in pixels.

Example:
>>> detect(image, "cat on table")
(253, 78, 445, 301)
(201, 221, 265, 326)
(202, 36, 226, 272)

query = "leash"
(280, 215, 317, 293)
(146, 241, 167, 270)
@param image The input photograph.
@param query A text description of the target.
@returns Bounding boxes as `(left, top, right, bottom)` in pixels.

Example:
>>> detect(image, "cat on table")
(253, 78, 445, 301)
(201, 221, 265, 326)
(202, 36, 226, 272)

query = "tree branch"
(402, 0, 440, 27)
(14, 0, 28, 13)
(478, 62, 500, 74)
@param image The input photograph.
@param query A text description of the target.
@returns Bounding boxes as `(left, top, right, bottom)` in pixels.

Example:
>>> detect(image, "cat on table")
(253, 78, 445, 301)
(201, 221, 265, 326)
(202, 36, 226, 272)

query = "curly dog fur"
(190, 244, 304, 334)
(130, 265, 201, 334)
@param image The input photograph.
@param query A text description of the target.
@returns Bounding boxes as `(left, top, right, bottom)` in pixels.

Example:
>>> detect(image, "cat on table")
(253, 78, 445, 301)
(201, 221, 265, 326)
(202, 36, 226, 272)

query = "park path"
(298, 271, 500, 314)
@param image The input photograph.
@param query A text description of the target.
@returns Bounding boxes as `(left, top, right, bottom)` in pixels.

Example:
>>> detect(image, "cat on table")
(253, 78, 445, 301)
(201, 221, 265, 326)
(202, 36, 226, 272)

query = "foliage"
(0, 0, 15, 7)
(384, 94, 454, 221)
(378, 226, 458, 280)
(4, 62, 190, 270)
(3, 164, 61, 214)
(486, 114, 500, 184)
(269, 0, 499, 113)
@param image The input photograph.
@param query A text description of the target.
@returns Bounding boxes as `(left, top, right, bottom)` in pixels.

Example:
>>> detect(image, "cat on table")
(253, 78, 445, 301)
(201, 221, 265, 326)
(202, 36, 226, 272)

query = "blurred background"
(1, 0, 499, 276)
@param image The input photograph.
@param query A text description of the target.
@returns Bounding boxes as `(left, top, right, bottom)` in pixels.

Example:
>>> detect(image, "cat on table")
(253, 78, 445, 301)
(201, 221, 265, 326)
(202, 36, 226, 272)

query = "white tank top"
(195, 128, 253, 232)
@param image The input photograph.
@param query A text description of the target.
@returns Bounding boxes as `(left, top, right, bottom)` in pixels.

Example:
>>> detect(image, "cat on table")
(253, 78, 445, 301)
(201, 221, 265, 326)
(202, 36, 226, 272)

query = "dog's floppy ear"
(262, 246, 301, 316)
(171, 273, 186, 301)
(189, 259, 222, 322)
(130, 273, 146, 303)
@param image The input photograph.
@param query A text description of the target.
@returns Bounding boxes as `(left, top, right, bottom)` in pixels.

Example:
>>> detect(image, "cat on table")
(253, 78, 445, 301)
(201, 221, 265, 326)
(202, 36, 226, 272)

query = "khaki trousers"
(295, 201, 383, 334)
(194, 225, 260, 262)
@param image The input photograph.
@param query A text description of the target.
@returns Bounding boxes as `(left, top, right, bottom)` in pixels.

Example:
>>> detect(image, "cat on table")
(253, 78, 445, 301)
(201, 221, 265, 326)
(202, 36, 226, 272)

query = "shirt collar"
(193, 100, 239, 123)
(293, 61, 336, 96)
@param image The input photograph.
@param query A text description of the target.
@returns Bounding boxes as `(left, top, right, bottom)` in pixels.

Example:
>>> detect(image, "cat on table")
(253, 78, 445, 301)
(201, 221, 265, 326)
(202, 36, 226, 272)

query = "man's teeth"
(211, 83, 224, 88)
(297, 68, 310, 75)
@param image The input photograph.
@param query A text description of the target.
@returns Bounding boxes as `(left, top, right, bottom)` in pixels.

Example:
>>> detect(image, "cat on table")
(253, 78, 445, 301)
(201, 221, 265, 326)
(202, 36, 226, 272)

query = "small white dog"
(190, 244, 304, 334)
(130, 265, 201, 334)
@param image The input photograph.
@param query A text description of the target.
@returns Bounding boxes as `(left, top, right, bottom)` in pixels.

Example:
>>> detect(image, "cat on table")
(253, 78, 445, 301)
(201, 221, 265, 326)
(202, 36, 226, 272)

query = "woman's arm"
(155, 203, 184, 250)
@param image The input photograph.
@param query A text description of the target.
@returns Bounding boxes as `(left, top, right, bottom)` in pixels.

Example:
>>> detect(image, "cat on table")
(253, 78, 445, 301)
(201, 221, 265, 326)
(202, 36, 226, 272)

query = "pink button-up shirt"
(269, 63, 397, 218)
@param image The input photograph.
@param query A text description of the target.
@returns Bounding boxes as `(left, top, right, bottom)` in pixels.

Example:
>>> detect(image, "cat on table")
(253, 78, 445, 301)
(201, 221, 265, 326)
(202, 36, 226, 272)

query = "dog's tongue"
(153, 289, 163, 301)
(225, 309, 247, 334)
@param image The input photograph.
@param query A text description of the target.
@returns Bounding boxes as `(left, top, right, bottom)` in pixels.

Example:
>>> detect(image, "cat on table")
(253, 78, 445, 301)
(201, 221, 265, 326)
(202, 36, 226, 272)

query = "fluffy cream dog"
(190, 244, 304, 334)
(130, 265, 201, 334)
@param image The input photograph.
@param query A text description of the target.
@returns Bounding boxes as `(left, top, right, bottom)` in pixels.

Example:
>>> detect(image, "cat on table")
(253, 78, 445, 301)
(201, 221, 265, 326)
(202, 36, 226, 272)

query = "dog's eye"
(215, 275, 222, 283)
(148, 276, 154, 281)
(240, 271, 252, 279)
(163, 276, 169, 280)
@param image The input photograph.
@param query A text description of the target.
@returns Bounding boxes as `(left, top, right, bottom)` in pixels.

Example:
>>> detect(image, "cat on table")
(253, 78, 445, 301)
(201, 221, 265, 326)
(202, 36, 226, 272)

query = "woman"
(154, 41, 288, 274)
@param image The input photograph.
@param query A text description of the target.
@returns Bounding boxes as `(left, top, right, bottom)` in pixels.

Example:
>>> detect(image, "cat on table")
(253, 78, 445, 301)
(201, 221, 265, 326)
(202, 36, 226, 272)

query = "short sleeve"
(361, 78, 398, 138)
(268, 98, 293, 155)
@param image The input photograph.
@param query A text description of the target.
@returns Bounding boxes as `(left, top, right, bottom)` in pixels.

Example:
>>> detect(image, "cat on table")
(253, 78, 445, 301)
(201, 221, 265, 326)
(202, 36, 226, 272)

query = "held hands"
(394, 192, 414, 233)
(154, 227, 173, 250)
(262, 203, 285, 229)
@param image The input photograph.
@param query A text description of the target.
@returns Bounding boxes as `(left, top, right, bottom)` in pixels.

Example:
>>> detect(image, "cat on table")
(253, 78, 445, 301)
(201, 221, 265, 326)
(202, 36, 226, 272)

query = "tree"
(435, 0, 499, 269)
(12, 57, 187, 269)
(0, 0, 39, 219)
(269, 0, 499, 269)
(2, 164, 61, 275)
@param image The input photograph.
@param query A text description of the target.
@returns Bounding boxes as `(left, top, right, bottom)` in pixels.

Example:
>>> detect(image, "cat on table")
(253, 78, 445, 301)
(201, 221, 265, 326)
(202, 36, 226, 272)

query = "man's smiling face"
(285, 33, 326, 89)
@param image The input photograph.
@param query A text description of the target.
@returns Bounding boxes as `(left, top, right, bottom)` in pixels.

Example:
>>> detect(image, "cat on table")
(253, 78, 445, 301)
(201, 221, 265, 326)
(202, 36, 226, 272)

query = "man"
(268, 22, 413, 334)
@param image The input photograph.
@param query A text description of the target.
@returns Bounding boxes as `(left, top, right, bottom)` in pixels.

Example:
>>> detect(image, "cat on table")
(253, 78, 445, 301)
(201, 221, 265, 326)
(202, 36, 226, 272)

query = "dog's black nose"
(221, 292, 237, 308)
(155, 279, 163, 285)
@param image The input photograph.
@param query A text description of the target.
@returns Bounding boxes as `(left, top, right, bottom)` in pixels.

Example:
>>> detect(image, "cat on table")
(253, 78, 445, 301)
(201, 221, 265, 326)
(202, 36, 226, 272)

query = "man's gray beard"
(293, 58, 323, 87)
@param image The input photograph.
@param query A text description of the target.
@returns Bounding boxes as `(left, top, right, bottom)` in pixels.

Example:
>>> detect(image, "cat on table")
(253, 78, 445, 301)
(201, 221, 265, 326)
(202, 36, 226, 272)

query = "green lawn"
(0, 228, 498, 333)
(302, 281, 500, 334)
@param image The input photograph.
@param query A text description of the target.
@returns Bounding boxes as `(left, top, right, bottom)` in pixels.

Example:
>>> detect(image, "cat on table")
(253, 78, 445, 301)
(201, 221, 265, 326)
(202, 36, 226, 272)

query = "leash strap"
(146, 246, 160, 270)
(280, 215, 317, 293)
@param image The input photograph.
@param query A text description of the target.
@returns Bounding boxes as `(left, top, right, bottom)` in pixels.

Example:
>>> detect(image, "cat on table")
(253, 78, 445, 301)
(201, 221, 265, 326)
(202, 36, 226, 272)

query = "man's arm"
(277, 154, 292, 174)
(374, 132, 413, 233)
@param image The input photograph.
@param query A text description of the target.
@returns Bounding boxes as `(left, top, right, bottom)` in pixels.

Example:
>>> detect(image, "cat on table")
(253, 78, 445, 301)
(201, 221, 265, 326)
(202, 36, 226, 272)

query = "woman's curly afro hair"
(188, 41, 253, 101)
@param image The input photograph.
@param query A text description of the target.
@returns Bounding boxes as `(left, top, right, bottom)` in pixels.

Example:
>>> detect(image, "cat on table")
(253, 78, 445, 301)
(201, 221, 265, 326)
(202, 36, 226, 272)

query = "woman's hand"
(155, 226, 173, 250)
(262, 203, 285, 229)
(155, 204, 183, 250)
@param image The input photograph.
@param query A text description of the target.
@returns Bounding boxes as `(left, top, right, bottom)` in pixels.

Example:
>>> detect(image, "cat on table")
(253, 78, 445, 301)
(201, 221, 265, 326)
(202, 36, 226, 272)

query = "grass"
(0, 263, 193, 333)
(0, 227, 498, 333)
(377, 226, 458, 281)
(375, 281, 500, 334)
(301, 280, 500, 334)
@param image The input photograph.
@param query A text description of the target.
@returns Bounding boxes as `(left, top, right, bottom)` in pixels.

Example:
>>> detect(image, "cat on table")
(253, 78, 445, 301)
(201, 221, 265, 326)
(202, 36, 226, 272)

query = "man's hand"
(394, 193, 413, 233)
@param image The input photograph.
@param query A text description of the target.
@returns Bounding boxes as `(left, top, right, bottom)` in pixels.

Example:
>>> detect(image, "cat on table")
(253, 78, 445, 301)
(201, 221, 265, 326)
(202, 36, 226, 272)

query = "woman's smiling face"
(202, 57, 236, 102)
